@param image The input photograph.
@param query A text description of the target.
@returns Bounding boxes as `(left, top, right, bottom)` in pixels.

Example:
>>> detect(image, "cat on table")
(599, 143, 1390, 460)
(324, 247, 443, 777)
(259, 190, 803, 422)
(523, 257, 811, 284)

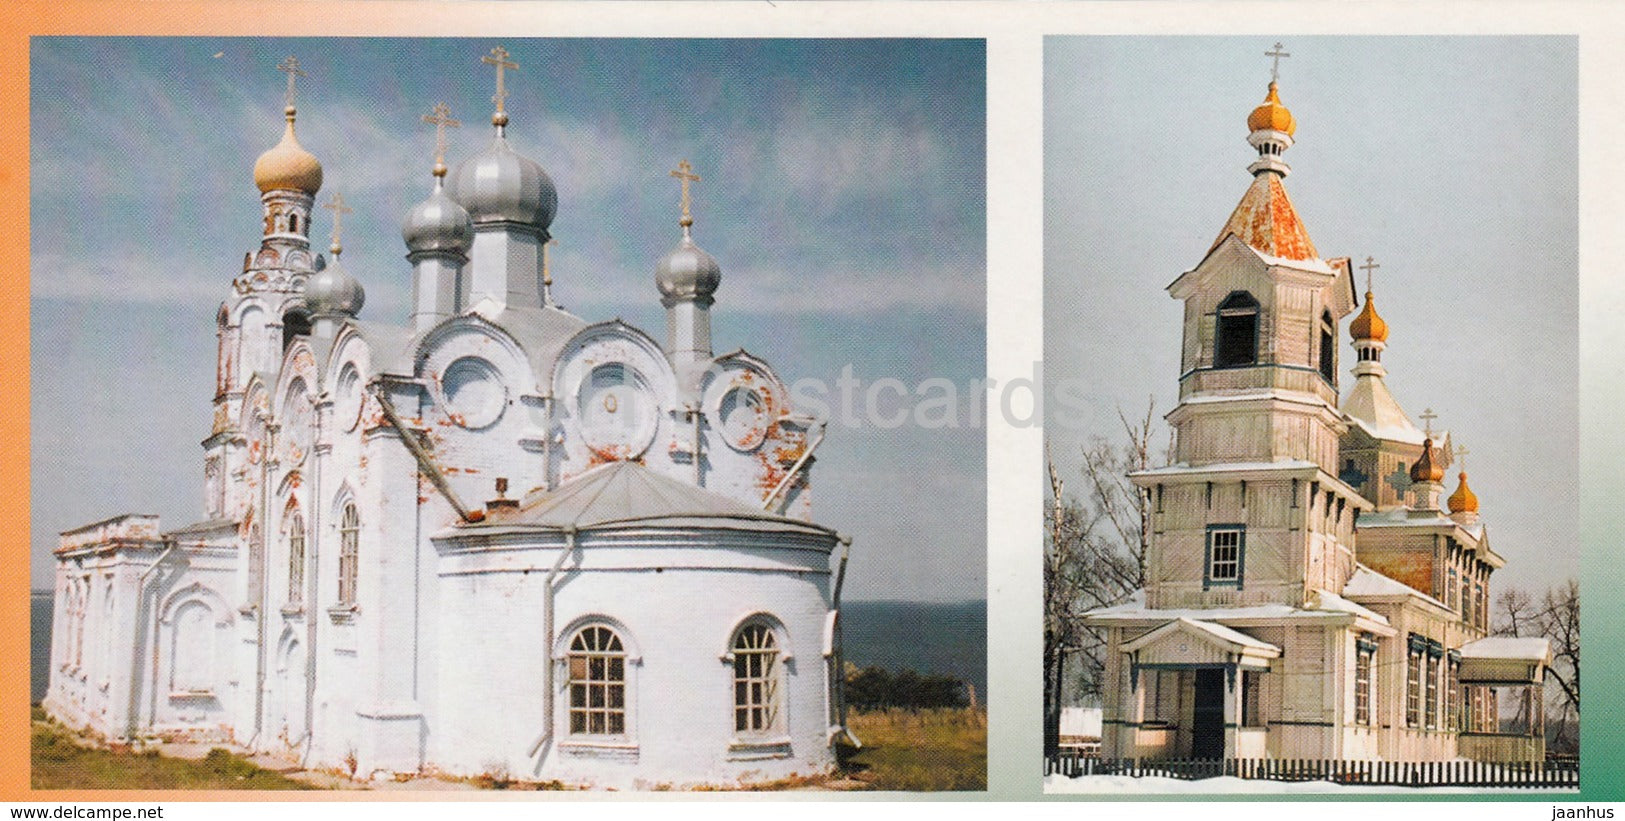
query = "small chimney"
(486, 477, 519, 512)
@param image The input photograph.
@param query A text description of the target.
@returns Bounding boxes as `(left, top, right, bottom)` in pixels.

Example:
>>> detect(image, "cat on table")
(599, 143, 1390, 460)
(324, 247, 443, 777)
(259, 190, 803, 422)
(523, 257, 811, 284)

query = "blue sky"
(29, 37, 987, 602)
(1044, 36, 1579, 596)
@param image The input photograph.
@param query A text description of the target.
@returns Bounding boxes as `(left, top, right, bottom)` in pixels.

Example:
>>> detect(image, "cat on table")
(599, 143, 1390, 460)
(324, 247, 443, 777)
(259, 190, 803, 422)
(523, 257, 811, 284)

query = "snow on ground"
(1044, 774, 1577, 795)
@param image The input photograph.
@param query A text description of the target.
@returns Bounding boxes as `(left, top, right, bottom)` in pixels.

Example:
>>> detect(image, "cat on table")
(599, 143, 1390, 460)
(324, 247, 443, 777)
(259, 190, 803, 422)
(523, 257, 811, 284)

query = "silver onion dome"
(305, 256, 365, 317)
(402, 178, 474, 255)
(656, 230, 722, 302)
(449, 133, 557, 231)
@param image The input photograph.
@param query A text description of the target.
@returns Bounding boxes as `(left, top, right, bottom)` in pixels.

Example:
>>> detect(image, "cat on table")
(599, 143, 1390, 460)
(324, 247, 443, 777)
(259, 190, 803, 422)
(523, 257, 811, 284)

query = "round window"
(717, 386, 769, 451)
(441, 357, 506, 429)
(577, 363, 657, 460)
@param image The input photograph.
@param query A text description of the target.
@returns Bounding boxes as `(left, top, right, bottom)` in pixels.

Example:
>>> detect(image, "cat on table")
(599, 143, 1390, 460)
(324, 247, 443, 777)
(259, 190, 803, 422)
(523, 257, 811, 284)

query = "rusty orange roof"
(1210, 171, 1318, 262)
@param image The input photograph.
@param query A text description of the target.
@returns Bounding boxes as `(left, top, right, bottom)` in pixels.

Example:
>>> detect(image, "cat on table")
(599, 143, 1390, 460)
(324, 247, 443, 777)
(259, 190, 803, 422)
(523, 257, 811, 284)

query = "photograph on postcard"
(30, 36, 986, 792)
(1041, 36, 1578, 794)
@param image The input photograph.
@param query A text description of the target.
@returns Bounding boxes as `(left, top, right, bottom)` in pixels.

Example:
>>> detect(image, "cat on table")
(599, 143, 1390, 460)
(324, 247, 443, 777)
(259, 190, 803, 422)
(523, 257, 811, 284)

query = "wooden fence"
(1045, 754, 1579, 789)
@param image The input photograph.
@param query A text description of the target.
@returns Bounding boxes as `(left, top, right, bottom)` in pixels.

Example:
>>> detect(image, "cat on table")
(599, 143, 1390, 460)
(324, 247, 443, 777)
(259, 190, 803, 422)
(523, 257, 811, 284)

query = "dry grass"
(31, 709, 310, 791)
(838, 707, 987, 791)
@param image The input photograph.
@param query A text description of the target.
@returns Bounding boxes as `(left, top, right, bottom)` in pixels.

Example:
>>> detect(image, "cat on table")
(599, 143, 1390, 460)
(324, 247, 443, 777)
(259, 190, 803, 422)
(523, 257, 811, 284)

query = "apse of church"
(46, 46, 851, 787)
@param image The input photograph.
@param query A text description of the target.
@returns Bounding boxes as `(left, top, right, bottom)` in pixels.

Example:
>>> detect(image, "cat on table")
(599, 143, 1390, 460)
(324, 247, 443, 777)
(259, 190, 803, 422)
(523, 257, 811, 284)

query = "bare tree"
(1043, 399, 1159, 757)
(1494, 579, 1579, 753)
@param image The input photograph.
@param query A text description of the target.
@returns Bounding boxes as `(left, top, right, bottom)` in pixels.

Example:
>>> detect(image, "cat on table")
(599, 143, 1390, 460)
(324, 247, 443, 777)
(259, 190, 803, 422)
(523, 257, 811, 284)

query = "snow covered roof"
(1132, 459, 1320, 478)
(463, 461, 837, 537)
(1459, 636, 1551, 662)
(1354, 507, 1459, 529)
(1342, 564, 1450, 611)
(1083, 587, 1390, 629)
(1123, 617, 1282, 657)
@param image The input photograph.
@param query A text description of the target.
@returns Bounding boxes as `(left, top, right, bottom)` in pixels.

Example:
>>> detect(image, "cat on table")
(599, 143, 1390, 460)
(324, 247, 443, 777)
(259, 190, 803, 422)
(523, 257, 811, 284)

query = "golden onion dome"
(1350, 291, 1389, 342)
(1247, 82, 1296, 137)
(253, 107, 323, 195)
(1448, 470, 1479, 514)
(1410, 438, 1445, 484)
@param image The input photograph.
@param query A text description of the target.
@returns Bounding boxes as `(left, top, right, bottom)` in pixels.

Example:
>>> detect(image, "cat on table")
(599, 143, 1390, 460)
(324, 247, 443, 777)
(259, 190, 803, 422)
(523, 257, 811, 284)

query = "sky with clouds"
(30, 37, 987, 602)
(1045, 36, 1578, 596)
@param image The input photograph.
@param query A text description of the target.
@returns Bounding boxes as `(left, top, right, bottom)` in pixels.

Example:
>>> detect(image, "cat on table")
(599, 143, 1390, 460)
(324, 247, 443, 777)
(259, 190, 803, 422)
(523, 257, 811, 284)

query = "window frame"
(286, 512, 306, 608)
(336, 502, 360, 606)
(565, 625, 629, 739)
(1203, 525, 1246, 590)
(1405, 635, 1424, 728)
(731, 622, 787, 739)
(1355, 633, 1377, 727)
(1213, 291, 1262, 369)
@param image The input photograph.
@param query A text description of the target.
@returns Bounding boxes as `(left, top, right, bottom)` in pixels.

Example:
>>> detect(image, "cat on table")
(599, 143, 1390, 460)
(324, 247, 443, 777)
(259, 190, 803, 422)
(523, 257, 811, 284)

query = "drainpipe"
(690, 404, 703, 486)
(541, 396, 555, 491)
(369, 382, 483, 523)
(761, 420, 827, 511)
(300, 392, 326, 767)
(529, 527, 578, 760)
(248, 415, 276, 748)
(829, 535, 859, 747)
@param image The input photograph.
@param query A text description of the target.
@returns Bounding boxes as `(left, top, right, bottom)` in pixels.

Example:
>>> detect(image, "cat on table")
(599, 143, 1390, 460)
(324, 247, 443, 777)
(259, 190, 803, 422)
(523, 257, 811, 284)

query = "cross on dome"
(1266, 42, 1290, 83)
(422, 102, 461, 177)
(277, 56, 307, 110)
(1454, 443, 1470, 471)
(670, 159, 701, 229)
(1419, 407, 1438, 437)
(324, 191, 353, 256)
(1360, 256, 1381, 293)
(482, 46, 519, 125)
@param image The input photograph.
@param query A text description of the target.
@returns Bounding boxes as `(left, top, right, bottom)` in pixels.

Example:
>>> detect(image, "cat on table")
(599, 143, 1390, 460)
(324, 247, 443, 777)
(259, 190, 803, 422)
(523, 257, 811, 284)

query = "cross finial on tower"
(669, 159, 701, 229)
(422, 102, 461, 177)
(1419, 407, 1438, 437)
(277, 56, 307, 110)
(481, 46, 519, 124)
(542, 238, 558, 305)
(323, 192, 353, 257)
(1266, 42, 1291, 83)
(1454, 443, 1471, 471)
(1359, 255, 1381, 293)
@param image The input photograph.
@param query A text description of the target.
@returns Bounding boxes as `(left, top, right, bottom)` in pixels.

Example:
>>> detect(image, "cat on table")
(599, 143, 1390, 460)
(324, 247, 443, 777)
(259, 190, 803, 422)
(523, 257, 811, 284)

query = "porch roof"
(1122, 617, 1282, 665)
(1458, 636, 1551, 685)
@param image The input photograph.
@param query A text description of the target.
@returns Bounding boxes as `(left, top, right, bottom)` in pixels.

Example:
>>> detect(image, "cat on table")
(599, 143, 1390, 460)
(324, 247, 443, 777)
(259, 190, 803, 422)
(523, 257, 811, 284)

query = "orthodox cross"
(277, 56, 307, 109)
(482, 46, 519, 116)
(1359, 256, 1380, 293)
(1266, 42, 1290, 83)
(423, 102, 461, 173)
(324, 192, 353, 256)
(1419, 407, 1438, 437)
(542, 238, 558, 304)
(670, 160, 701, 227)
(1454, 444, 1470, 471)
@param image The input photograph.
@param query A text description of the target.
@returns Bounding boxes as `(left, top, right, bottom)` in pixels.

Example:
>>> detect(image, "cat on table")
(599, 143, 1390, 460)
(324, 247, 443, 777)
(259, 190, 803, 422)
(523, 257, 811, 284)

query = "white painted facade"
(45, 60, 850, 788)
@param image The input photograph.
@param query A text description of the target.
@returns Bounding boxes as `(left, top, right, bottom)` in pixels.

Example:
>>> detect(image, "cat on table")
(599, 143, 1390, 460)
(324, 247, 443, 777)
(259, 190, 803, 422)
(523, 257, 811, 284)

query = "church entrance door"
(1192, 668, 1225, 760)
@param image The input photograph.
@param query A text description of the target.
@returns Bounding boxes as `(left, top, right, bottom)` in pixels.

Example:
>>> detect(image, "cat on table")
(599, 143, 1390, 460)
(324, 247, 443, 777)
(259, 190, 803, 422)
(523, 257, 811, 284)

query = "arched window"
(1214, 292, 1260, 368)
(337, 502, 359, 605)
(732, 624, 783, 735)
(1319, 310, 1336, 383)
(287, 514, 306, 606)
(288, 213, 298, 234)
(567, 626, 626, 735)
(247, 521, 264, 608)
(282, 309, 311, 353)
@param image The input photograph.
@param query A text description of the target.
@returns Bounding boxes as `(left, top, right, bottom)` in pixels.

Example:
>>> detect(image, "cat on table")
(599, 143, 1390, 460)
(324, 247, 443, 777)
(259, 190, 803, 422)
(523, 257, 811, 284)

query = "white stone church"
(1081, 71, 1552, 764)
(44, 48, 855, 788)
